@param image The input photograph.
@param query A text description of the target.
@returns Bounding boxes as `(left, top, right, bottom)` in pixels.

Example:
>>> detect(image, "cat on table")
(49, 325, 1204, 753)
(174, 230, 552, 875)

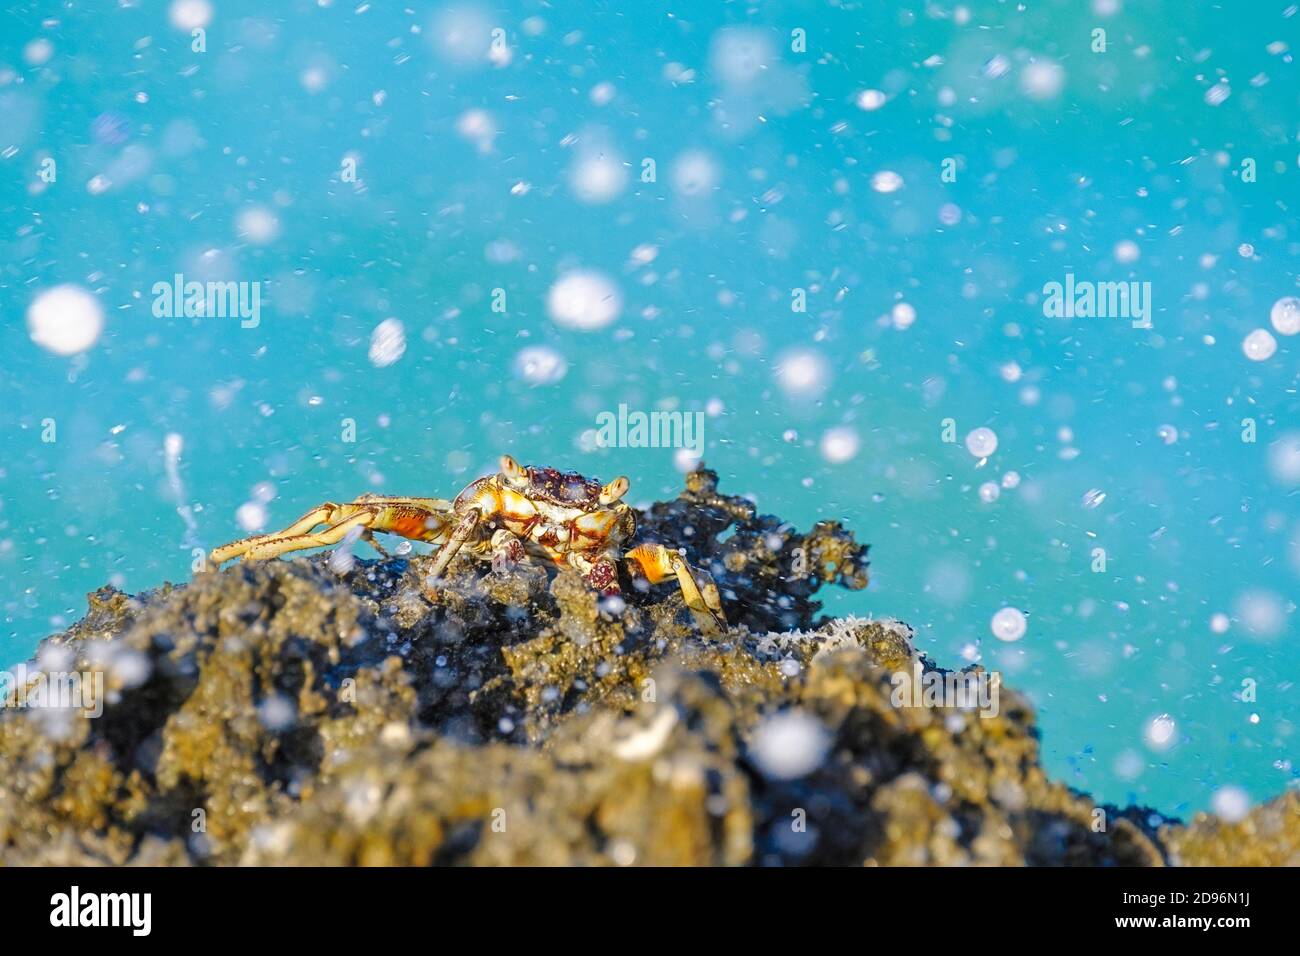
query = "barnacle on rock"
(0, 466, 1287, 866)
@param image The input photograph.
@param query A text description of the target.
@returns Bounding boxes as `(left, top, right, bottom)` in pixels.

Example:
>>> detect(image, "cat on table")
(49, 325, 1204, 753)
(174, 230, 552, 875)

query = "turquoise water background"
(3, 1, 1298, 820)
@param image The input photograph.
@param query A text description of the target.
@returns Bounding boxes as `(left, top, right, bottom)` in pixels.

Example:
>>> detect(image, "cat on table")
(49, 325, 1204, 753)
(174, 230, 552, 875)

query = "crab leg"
(350, 495, 456, 558)
(210, 499, 457, 567)
(208, 503, 341, 565)
(489, 529, 527, 573)
(625, 543, 727, 635)
(569, 550, 620, 596)
(244, 511, 377, 561)
(362, 530, 392, 558)
(354, 494, 454, 511)
(422, 509, 482, 600)
(693, 565, 725, 621)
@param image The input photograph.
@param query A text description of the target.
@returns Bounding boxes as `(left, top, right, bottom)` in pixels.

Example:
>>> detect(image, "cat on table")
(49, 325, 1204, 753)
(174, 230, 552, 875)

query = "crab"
(208, 455, 728, 634)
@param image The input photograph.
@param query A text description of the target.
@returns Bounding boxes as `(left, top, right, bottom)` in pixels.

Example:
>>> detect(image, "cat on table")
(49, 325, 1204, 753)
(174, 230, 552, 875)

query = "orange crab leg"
(625, 543, 727, 634)
(209, 499, 457, 567)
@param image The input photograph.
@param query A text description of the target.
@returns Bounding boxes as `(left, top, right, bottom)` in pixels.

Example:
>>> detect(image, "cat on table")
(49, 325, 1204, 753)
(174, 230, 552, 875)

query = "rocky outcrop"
(0, 468, 1288, 866)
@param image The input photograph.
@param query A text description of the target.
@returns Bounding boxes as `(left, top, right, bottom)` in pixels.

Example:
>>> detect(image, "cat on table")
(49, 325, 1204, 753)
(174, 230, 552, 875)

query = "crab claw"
(491, 530, 526, 574)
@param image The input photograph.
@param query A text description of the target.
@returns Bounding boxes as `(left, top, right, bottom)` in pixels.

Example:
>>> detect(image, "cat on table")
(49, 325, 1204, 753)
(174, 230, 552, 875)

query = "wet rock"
(1161, 791, 1300, 866)
(0, 466, 1286, 865)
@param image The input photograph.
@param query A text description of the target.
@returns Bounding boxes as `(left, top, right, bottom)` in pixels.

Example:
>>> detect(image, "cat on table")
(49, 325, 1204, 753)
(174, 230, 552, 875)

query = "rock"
(0, 466, 1287, 865)
(1161, 791, 1300, 866)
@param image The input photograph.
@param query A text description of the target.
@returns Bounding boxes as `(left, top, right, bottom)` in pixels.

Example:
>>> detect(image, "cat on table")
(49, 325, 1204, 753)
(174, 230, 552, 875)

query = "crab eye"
(599, 475, 629, 505)
(499, 455, 528, 486)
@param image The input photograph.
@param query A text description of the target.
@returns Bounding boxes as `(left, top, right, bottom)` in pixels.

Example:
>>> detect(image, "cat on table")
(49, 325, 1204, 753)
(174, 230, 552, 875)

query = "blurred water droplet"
(1144, 713, 1177, 751)
(1081, 488, 1107, 509)
(965, 427, 998, 458)
(1242, 328, 1277, 362)
(990, 607, 1027, 642)
(368, 318, 406, 367)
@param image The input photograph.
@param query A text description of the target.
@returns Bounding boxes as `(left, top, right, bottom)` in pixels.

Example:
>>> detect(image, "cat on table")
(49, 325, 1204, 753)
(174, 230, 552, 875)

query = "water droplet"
(169, 0, 213, 31)
(570, 151, 627, 204)
(547, 271, 622, 330)
(1211, 785, 1251, 823)
(511, 346, 568, 385)
(1270, 296, 1300, 336)
(774, 348, 831, 399)
(1204, 83, 1231, 106)
(990, 606, 1027, 642)
(965, 427, 998, 458)
(235, 205, 280, 244)
(236, 501, 268, 532)
(1267, 432, 1300, 485)
(749, 710, 830, 780)
(1144, 713, 1177, 751)
(1020, 59, 1065, 99)
(1114, 239, 1140, 263)
(983, 54, 1010, 79)
(890, 302, 916, 330)
(368, 318, 406, 367)
(855, 89, 886, 111)
(870, 170, 904, 193)
(1234, 589, 1285, 641)
(26, 285, 104, 356)
(819, 426, 860, 464)
(671, 151, 719, 197)
(1242, 328, 1277, 361)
